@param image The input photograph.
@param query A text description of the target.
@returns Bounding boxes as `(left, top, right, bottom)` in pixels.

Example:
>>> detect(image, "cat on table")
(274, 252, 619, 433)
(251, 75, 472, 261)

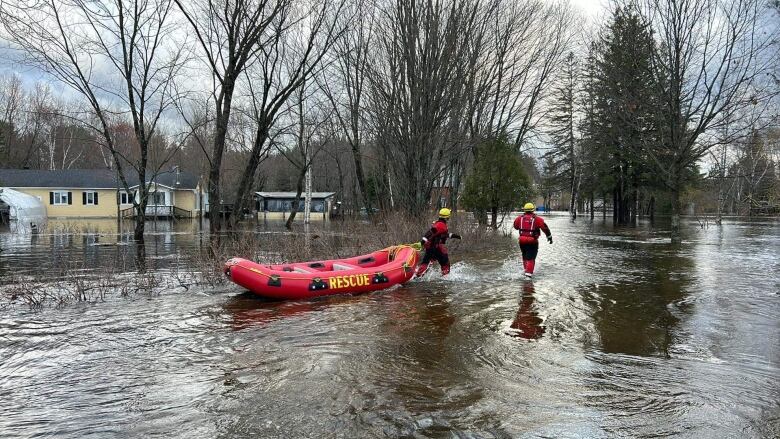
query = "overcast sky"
(0, 0, 610, 83)
(569, 0, 608, 17)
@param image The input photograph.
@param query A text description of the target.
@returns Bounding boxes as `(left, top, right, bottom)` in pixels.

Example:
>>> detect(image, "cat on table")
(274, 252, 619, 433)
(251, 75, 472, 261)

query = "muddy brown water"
(1, 216, 778, 438)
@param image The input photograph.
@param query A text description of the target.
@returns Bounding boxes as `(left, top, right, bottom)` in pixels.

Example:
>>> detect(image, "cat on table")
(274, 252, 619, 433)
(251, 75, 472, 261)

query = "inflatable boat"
(223, 245, 419, 300)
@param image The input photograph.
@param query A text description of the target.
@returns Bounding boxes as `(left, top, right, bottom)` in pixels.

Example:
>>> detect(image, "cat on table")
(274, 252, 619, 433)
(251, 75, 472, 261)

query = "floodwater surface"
(1, 216, 778, 438)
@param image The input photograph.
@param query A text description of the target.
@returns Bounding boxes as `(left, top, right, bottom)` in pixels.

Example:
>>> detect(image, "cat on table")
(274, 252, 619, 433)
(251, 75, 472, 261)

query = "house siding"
(10, 187, 199, 218)
(0, 169, 202, 220)
(174, 190, 197, 213)
(257, 211, 330, 221)
(17, 188, 119, 218)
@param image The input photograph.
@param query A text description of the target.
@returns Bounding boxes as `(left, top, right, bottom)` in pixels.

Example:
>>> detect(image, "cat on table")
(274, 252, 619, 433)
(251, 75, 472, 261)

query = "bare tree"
(0, 0, 186, 241)
(317, 0, 374, 215)
(176, 94, 217, 180)
(0, 74, 23, 166)
(709, 113, 738, 223)
(174, 0, 290, 233)
(276, 80, 331, 229)
(369, 0, 481, 212)
(642, 0, 777, 242)
(732, 128, 777, 215)
(227, 0, 347, 228)
(467, 0, 574, 151)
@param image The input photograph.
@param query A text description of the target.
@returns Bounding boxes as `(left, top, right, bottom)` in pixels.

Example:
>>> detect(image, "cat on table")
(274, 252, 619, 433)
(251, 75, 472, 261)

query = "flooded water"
(1, 216, 778, 438)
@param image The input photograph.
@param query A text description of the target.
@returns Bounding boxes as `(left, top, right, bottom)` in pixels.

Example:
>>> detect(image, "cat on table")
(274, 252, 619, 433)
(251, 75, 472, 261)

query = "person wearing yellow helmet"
(512, 202, 552, 278)
(415, 207, 462, 277)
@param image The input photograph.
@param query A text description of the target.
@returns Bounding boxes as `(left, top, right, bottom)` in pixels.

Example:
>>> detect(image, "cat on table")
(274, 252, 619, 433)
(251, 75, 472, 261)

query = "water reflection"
(508, 280, 545, 340)
(223, 292, 363, 330)
(0, 219, 206, 281)
(581, 245, 694, 357)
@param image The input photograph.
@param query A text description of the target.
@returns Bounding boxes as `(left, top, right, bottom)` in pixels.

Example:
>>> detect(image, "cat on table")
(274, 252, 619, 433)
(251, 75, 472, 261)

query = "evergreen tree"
(462, 135, 533, 229)
(592, 6, 660, 224)
(578, 42, 609, 218)
(544, 51, 580, 219)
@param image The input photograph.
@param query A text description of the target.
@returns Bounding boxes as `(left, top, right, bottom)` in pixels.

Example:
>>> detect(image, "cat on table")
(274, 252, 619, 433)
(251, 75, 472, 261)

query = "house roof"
(129, 170, 200, 190)
(0, 168, 199, 190)
(256, 191, 336, 199)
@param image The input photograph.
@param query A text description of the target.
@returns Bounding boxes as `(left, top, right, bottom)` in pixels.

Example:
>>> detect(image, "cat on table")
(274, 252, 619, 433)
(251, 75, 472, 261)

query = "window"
(263, 198, 325, 212)
(119, 192, 133, 205)
(149, 191, 166, 205)
(83, 191, 98, 205)
(50, 191, 70, 205)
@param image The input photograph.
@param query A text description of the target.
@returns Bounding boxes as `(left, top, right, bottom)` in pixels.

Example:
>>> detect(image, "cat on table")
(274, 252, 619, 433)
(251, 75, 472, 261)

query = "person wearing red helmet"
(415, 208, 462, 277)
(512, 202, 552, 278)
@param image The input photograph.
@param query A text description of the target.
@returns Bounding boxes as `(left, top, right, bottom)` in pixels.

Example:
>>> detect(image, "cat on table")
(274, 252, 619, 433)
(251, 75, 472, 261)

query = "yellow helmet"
(523, 202, 535, 212)
(438, 208, 451, 219)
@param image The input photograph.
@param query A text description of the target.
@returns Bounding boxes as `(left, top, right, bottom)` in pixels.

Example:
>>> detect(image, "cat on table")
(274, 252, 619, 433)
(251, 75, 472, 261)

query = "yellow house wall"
(173, 190, 197, 212)
(15, 188, 120, 218)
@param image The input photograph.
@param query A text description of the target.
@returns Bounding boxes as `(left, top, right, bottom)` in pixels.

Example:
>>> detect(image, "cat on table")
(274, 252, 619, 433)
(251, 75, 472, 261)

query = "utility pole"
(304, 166, 312, 224)
(387, 168, 394, 209)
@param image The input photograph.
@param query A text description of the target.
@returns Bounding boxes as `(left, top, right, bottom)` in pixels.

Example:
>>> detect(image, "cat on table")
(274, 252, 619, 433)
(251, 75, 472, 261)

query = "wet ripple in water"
(1, 217, 779, 437)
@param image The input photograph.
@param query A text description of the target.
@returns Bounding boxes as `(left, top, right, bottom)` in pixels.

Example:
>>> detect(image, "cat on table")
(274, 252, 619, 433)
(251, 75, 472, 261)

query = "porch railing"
(119, 205, 192, 219)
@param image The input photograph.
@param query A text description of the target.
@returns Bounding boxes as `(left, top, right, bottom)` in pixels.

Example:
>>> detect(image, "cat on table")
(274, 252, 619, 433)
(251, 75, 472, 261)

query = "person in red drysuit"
(415, 208, 461, 277)
(512, 202, 552, 278)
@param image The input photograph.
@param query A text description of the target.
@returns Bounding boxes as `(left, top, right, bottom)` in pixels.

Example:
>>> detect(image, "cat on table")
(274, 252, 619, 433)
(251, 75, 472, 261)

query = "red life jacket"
(518, 214, 540, 238)
(427, 219, 449, 246)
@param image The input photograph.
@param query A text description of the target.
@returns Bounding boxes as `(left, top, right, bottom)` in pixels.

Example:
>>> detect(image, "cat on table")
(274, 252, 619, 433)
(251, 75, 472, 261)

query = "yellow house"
(0, 168, 205, 219)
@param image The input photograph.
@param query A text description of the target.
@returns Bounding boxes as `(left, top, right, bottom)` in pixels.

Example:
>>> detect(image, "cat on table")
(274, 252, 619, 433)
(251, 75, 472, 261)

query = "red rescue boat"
(223, 245, 419, 300)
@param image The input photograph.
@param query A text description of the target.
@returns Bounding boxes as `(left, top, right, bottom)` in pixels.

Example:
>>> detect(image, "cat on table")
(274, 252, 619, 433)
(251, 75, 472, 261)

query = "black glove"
(450, 233, 462, 240)
(547, 235, 553, 244)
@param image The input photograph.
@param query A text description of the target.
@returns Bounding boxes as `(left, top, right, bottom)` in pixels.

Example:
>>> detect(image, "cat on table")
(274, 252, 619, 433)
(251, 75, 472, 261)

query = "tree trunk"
(613, 188, 618, 224)
(569, 172, 578, 220)
(491, 206, 498, 230)
(449, 160, 462, 212)
(334, 156, 345, 215)
(670, 186, 681, 244)
(304, 166, 312, 224)
(133, 193, 147, 242)
(133, 169, 147, 242)
(352, 144, 371, 216)
(228, 128, 268, 229)
(589, 192, 595, 220)
(207, 80, 237, 235)
(285, 166, 308, 230)
(649, 195, 655, 222)
(207, 164, 222, 235)
(135, 237, 146, 273)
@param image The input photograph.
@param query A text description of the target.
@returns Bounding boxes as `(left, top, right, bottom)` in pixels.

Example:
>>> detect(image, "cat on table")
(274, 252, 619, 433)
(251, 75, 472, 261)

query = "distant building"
(255, 191, 335, 221)
(0, 168, 205, 219)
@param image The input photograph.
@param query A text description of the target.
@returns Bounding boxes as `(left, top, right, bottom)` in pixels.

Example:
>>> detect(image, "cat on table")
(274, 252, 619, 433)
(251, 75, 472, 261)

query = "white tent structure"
(0, 187, 47, 233)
